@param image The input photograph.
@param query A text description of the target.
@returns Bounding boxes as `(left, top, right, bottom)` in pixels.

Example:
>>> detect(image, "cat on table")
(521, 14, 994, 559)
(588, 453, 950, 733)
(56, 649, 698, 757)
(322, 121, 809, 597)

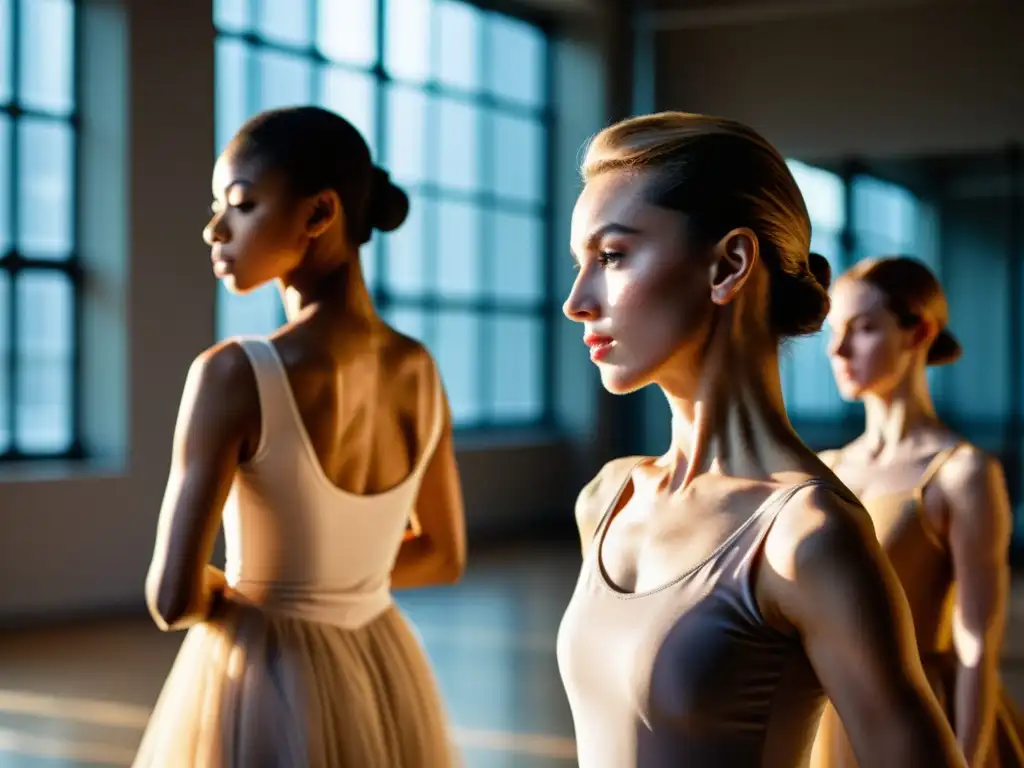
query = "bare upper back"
(259, 319, 441, 496)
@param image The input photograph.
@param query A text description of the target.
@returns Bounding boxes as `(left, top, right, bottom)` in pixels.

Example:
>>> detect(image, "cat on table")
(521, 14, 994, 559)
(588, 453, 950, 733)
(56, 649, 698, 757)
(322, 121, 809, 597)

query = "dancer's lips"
(212, 251, 235, 277)
(583, 332, 614, 362)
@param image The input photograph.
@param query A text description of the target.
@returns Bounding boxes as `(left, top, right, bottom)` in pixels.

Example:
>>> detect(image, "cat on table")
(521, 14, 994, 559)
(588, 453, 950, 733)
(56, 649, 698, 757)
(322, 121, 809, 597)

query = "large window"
(782, 160, 847, 419)
(0, 0, 80, 459)
(213, 0, 552, 429)
(782, 160, 931, 422)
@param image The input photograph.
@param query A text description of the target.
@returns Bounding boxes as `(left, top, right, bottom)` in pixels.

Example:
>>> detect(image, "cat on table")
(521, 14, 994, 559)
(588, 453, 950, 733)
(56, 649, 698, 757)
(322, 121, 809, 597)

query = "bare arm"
(763, 486, 966, 768)
(144, 342, 258, 631)
(391, 384, 466, 590)
(940, 449, 1011, 766)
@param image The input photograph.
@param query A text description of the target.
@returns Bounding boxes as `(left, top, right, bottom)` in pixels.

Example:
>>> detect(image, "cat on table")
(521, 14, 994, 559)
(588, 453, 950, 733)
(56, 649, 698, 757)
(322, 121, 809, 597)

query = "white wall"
(0, 0, 615, 621)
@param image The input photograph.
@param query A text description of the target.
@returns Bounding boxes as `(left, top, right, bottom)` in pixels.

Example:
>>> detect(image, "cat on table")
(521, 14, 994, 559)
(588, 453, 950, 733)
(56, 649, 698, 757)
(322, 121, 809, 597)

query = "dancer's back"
(224, 326, 447, 626)
(136, 106, 464, 767)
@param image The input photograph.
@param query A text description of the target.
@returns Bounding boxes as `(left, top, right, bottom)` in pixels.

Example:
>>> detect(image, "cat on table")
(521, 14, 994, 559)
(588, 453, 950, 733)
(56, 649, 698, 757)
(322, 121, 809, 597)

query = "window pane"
(486, 13, 545, 108)
(434, 309, 480, 425)
(256, 0, 311, 49)
(489, 314, 542, 421)
(852, 175, 918, 248)
(384, 84, 428, 185)
(788, 160, 845, 232)
(436, 96, 480, 193)
(385, 0, 432, 85)
(381, 192, 428, 296)
(360, 237, 377, 292)
(0, 272, 9, 452)
(214, 0, 248, 33)
(0, 115, 8, 252)
(215, 37, 250, 153)
(435, 199, 481, 299)
(16, 271, 72, 452)
(18, 0, 75, 115)
(383, 306, 427, 343)
(0, 0, 10, 104)
(436, 0, 480, 93)
(810, 228, 842, 270)
(319, 66, 376, 155)
(317, 0, 377, 67)
(257, 48, 313, 112)
(215, 282, 283, 341)
(17, 117, 73, 259)
(490, 112, 543, 203)
(489, 210, 543, 303)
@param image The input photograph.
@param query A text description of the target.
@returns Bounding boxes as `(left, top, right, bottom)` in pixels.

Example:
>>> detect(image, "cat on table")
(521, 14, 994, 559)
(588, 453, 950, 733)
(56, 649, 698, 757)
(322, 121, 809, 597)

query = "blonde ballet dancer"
(135, 106, 465, 767)
(555, 113, 964, 767)
(810, 256, 1024, 768)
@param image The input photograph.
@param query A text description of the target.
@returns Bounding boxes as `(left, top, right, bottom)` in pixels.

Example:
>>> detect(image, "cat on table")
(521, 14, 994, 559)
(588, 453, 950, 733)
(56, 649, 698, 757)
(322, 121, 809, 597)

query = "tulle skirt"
(133, 599, 458, 767)
(810, 651, 1024, 768)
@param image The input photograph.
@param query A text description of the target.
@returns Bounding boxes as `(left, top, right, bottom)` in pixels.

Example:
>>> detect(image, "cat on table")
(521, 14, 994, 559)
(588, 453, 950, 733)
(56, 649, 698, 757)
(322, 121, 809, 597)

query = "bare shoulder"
(575, 457, 643, 545)
(760, 482, 883, 629)
(933, 442, 1009, 523)
(936, 442, 1003, 494)
(765, 482, 875, 575)
(186, 339, 258, 410)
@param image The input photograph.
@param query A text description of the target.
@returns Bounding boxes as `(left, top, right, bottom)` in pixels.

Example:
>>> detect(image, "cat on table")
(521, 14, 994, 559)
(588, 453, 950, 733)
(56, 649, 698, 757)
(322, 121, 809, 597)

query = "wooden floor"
(0, 543, 581, 767)
(3, 541, 1024, 767)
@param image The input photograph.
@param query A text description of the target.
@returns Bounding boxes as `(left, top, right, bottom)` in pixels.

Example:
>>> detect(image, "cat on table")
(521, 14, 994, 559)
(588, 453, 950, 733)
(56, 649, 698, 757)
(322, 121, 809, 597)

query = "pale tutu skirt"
(133, 599, 458, 767)
(810, 651, 1024, 768)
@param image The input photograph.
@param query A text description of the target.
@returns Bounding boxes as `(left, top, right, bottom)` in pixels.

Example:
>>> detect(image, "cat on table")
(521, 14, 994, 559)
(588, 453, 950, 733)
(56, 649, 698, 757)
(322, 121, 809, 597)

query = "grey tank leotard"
(557, 466, 830, 768)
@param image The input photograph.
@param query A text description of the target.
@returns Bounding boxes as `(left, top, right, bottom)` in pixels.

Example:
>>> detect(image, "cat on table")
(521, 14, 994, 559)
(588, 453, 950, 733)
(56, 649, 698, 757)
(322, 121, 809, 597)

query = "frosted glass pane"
(215, 281, 283, 340)
(853, 176, 918, 249)
(490, 210, 543, 303)
(381, 192, 428, 296)
(435, 200, 481, 298)
(491, 112, 543, 202)
(434, 309, 480, 425)
(256, 0, 311, 48)
(17, 118, 73, 258)
(16, 271, 72, 452)
(360, 237, 377, 291)
(385, 0, 432, 84)
(0, 115, 8, 252)
(257, 49, 312, 112)
(18, 0, 75, 115)
(0, 273, 9, 452)
(385, 85, 428, 185)
(489, 314, 542, 421)
(436, 0, 480, 93)
(809, 227, 842, 273)
(781, 331, 842, 419)
(787, 160, 845, 232)
(318, 0, 377, 66)
(215, 38, 249, 153)
(436, 97, 480, 192)
(214, 0, 248, 33)
(0, 0, 10, 104)
(319, 67, 376, 155)
(486, 13, 545, 108)
(384, 306, 427, 343)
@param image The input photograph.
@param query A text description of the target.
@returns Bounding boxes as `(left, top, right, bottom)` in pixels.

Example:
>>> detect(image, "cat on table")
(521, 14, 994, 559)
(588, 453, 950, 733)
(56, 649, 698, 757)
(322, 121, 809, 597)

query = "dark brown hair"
(230, 106, 408, 246)
(581, 111, 831, 338)
(840, 256, 961, 366)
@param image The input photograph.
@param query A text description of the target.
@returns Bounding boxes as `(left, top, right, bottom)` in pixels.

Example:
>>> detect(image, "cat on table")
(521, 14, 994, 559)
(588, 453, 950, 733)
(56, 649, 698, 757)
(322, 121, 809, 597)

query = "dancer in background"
(811, 256, 1024, 768)
(135, 106, 465, 767)
(556, 112, 965, 768)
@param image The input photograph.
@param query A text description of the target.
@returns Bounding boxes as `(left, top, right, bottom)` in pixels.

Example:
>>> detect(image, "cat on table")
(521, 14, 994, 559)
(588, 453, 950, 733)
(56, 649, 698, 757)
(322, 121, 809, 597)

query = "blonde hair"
(581, 112, 831, 337)
(840, 256, 961, 366)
